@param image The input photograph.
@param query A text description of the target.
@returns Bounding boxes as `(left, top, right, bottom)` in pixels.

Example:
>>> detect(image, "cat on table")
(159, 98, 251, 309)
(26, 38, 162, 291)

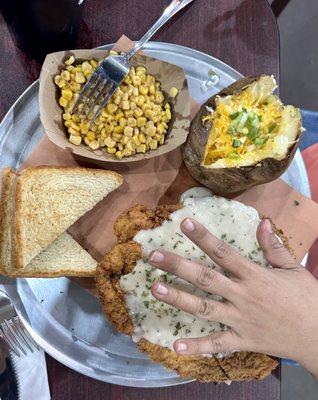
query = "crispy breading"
(114, 204, 182, 243)
(96, 204, 278, 382)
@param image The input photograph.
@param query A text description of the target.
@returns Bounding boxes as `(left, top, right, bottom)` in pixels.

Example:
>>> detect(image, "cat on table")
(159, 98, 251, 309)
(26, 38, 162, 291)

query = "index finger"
(181, 218, 256, 278)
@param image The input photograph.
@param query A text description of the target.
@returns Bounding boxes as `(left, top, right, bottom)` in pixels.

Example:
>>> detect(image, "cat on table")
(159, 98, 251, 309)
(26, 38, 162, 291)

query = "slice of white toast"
(13, 166, 123, 268)
(0, 168, 97, 277)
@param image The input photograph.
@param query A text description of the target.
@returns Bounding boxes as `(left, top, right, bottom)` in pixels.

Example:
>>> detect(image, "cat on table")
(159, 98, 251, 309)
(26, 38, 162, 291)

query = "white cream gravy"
(120, 195, 268, 351)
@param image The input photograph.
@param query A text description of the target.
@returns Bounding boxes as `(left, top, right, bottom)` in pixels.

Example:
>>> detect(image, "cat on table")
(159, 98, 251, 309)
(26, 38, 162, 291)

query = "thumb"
(257, 219, 298, 269)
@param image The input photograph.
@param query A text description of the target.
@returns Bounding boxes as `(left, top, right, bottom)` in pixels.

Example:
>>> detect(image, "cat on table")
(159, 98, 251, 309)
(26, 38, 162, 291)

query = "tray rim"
(0, 41, 310, 387)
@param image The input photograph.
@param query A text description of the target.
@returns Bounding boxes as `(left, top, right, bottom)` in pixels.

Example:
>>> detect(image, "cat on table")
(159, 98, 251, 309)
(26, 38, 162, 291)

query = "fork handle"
(126, 0, 195, 59)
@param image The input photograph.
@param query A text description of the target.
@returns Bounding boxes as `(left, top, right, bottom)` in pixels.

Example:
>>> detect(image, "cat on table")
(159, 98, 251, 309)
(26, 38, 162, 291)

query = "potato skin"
(181, 76, 302, 197)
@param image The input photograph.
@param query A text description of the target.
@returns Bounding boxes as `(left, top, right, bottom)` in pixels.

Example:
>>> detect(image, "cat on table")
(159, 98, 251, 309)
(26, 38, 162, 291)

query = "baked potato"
(181, 75, 303, 196)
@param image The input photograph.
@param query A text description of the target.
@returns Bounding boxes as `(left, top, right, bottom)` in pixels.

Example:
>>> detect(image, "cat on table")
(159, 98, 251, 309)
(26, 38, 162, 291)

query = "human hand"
(149, 218, 318, 379)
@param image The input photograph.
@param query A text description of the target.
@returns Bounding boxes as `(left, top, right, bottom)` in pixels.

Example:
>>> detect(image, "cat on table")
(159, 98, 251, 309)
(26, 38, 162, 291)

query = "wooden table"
(0, 0, 280, 399)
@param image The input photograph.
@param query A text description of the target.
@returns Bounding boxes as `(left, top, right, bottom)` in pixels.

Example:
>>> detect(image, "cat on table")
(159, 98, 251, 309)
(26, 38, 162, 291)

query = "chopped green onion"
(232, 139, 242, 148)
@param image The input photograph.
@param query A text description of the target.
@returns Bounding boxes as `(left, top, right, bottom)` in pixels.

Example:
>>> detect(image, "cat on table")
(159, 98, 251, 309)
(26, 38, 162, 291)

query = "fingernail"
(176, 341, 188, 352)
(182, 218, 195, 232)
(264, 219, 273, 234)
(155, 283, 168, 295)
(149, 250, 164, 263)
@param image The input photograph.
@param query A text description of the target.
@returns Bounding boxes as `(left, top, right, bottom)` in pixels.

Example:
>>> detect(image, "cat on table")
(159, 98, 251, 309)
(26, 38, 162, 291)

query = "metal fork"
(0, 289, 39, 356)
(72, 0, 195, 122)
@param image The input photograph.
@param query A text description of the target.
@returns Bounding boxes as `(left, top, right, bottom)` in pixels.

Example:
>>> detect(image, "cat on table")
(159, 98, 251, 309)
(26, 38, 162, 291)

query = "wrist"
(297, 346, 318, 379)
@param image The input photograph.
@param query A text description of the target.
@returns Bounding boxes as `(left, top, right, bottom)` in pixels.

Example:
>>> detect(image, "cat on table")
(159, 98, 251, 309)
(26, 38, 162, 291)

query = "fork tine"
(12, 317, 34, 352)
(1, 322, 25, 356)
(90, 82, 118, 123)
(3, 320, 27, 356)
(14, 318, 39, 351)
(82, 76, 107, 119)
(0, 326, 20, 357)
(85, 80, 112, 121)
(72, 72, 99, 113)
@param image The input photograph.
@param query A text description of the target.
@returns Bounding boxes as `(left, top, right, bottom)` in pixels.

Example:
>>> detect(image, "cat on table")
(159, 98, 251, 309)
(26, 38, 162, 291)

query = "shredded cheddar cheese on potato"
(203, 76, 301, 168)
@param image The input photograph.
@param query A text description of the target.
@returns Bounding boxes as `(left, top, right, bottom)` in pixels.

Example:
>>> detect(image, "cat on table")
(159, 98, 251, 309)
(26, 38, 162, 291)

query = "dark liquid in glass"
(1, 0, 84, 60)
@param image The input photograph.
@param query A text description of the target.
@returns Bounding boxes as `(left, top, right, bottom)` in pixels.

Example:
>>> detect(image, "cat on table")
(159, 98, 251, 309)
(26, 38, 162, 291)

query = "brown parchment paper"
(21, 35, 318, 295)
(39, 48, 190, 165)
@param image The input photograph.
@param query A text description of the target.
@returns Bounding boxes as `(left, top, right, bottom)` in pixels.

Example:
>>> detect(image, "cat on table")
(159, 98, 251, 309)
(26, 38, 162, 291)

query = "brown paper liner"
(21, 35, 318, 296)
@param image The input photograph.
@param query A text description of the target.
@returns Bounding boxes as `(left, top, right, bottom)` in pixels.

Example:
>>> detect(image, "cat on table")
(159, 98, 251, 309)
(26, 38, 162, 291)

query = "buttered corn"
(54, 52, 178, 159)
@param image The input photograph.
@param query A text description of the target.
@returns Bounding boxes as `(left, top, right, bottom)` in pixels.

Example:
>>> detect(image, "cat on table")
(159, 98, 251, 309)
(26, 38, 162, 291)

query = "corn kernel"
(59, 97, 68, 107)
(146, 125, 156, 136)
(115, 111, 124, 120)
(54, 74, 61, 85)
(134, 108, 143, 117)
(144, 109, 154, 119)
(69, 134, 82, 146)
(121, 100, 130, 110)
(107, 147, 116, 154)
(104, 137, 116, 148)
(126, 140, 135, 152)
(134, 127, 140, 136)
(132, 76, 142, 86)
(120, 148, 129, 157)
(63, 112, 72, 120)
(89, 140, 100, 150)
(70, 82, 81, 92)
(61, 89, 73, 101)
(90, 59, 98, 68)
(115, 151, 123, 160)
(65, 55, 75, 65)
(106, 103, 118, 114)
(75, 71, 86, 83)
(169, 87, 179, 98)
(139, 86, 149, 95)
(119, 117, 127, 127)
(80, 61, 92, 72)
(123, 110, 133, 118)
(114, 125, 124, 134)
(136, 65, 147, 73)
(137, 117, 147, 127)
(57, 79, 66, 88)
(118, 143, 124, 151)
(127, 117, 137, 127)
(86, 131, 95, 141)
(136, 96, 145, 107)
(149, 84, 155, 94)
(71, 114, 80, 123)
(132, 135, 140, 146)
(85, 69, 94, 78)
(121, 136, 129, 145)
(60, 70, 70, 81)
(124, 126, 134, 137)
(136, 144, 147, 153)
(68, 127, 80, 135)
(166, 108, 172, 119)
(69, 122, 79, 132)
(139, 133, 147, 143)
(64, 120, 72, 128)
(109, 50, 118, 55)
(159, 135, 165, 145)
(84, 137, 90, 146)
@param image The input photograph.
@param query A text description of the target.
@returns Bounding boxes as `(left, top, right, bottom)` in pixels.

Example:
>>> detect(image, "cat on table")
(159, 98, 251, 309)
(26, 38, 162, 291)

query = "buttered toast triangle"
(0, 168, 97, 277)
(12, 166, 122, 269)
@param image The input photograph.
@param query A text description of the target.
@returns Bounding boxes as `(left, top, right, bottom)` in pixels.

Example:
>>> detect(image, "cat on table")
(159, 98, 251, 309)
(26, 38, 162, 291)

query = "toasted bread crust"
(96, 203, 279, 382)
(0, 168, 16, 273)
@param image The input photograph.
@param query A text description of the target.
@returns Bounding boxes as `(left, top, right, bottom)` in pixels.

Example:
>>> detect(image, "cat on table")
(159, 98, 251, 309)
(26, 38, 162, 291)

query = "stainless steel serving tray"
(0, 42, 310, 387)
